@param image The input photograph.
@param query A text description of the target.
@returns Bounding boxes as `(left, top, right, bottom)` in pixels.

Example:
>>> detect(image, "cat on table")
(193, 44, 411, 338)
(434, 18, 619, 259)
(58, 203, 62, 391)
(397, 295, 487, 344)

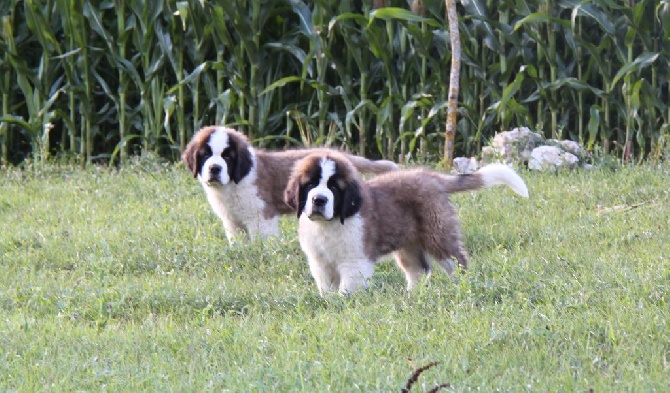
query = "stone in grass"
(452, 157, 479, 174)
(492, 127, 544, 163)
(546, 139, 590, 161)
(528, 145, 579, 172)
(480, 146, 499, 165)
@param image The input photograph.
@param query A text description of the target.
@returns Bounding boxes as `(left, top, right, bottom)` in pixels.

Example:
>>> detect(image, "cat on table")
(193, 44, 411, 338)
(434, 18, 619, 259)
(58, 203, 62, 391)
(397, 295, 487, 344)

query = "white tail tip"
(477, 164, 529, 198)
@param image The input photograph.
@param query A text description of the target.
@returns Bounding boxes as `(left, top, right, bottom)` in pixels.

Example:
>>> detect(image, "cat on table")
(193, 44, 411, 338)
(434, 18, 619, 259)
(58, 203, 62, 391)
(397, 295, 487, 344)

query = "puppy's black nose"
(210, 165, 222, 176)
(312, 195, 327, 207)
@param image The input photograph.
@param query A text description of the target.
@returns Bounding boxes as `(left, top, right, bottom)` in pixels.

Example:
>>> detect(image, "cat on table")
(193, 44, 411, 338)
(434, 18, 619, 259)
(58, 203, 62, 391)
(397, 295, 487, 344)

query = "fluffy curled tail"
(476, 164, 529, 197)
(441, 164, 529, 197)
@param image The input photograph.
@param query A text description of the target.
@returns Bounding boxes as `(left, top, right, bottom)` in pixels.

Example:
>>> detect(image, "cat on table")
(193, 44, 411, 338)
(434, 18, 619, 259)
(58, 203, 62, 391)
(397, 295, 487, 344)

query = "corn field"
(0, 0, 669, 166)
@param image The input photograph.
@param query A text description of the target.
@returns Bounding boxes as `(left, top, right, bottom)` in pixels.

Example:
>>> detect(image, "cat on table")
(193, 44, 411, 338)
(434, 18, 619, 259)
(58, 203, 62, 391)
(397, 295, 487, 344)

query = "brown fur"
(182, 126, 398, 221)
(360, 167, 482, 273)
(285, 151, 524, 289)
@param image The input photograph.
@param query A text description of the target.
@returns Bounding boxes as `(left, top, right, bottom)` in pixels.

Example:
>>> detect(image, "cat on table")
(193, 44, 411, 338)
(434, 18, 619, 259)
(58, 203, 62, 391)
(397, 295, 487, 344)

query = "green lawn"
(1, 158, 669, 392)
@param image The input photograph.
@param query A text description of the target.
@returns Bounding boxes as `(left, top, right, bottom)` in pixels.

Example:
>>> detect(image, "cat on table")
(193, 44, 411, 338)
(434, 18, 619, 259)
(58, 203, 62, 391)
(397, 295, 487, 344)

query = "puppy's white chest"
(203, 169, 265, 225)
(298, 215, 367, 264)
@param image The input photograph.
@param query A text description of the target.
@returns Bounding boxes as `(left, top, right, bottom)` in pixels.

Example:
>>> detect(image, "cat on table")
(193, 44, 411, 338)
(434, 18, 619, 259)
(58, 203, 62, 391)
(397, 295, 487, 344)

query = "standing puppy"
(182, 126, 398, 242)
(284, 151, 529, 295)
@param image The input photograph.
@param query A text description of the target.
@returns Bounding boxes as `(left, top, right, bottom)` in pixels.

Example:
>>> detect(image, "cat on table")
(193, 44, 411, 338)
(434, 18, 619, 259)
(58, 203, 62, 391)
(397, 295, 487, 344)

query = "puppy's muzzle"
(312, 195, 327, 208)
(309, 194, 329, 218)
(207, 164, 223, 184)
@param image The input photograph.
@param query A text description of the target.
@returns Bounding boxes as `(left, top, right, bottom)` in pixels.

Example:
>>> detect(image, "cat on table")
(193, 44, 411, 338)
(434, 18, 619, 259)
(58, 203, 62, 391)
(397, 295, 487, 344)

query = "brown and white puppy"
(284, 151, 529, 295)
(181, 126, 398, 243)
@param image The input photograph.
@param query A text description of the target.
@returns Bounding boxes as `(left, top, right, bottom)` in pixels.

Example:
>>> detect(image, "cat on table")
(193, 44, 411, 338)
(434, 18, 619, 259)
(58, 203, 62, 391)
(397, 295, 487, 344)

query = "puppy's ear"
(181, 140, 199, 178)
(230, 138, 253, 184)
(339, 179, 362, 224)
(284, 174, 303, 218)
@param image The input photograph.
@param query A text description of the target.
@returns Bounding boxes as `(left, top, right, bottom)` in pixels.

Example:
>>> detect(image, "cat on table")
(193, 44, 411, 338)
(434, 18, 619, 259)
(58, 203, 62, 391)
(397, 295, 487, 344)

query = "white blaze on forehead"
(318, 158, 336, 184)
(208, 127, 230, 154)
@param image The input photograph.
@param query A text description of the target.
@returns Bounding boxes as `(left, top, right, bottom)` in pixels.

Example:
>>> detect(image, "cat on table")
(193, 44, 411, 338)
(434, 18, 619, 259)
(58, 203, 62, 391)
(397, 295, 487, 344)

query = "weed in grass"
(401, 361, 450, 393)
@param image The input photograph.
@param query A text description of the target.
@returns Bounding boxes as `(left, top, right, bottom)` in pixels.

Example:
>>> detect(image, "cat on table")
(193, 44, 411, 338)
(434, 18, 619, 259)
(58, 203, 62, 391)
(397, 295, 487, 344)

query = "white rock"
(492, 127, 544, 163)
(453, 157, 479, 174)
(548, 139, 586, 158)
(480, 146, 498, 164)
(528, 146, 579, 171)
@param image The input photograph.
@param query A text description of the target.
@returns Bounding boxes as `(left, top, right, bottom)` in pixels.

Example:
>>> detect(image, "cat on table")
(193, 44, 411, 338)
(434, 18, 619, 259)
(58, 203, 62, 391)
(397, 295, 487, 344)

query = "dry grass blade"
(595, 200, 659, 215)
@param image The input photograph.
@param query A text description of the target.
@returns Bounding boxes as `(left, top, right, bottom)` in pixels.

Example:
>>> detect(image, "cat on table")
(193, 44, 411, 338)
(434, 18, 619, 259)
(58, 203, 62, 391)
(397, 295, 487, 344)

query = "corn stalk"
(1, 0, 668, 165)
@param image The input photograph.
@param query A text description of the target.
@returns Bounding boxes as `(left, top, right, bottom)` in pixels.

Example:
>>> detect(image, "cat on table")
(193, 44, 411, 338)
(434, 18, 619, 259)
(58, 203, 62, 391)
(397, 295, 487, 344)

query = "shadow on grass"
(63, 290, 335, 328)
(465, 228, 532, 255)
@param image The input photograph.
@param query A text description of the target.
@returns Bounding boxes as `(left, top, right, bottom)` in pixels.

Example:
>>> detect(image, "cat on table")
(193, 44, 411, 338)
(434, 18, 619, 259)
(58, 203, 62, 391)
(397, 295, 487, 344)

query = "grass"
(1, 157, 669, 391)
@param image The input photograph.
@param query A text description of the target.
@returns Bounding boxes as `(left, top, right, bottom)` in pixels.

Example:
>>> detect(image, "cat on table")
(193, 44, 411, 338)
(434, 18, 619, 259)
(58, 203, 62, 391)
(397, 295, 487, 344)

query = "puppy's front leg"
(307, 259, 339, 296)
(222, 221, 248, 245)
(337, 260, 375, 294)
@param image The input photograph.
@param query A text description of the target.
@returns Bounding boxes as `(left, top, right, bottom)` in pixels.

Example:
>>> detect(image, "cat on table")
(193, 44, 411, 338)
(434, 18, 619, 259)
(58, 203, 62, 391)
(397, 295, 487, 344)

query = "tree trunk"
(444, 0, 461, 169)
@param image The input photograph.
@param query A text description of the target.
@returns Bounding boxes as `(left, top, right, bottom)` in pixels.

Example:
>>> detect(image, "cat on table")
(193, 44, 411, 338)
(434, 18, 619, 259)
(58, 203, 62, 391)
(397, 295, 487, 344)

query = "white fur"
(199, 135, 279, 243)
(304, 158, 337, 220)
(477, 164, 529, 197)
(298, 214, 375, 295)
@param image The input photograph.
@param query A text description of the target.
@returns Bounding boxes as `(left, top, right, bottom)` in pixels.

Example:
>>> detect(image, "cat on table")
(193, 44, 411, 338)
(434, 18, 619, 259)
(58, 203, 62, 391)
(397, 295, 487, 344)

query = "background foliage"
(1, 0, 669, 166)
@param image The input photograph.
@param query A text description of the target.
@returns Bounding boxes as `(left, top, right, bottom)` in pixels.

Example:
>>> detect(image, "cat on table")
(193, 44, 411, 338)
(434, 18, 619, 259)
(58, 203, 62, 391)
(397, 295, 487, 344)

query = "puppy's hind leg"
(433, 246, 468, 283)
(393, 246, 432, 290)
(426, 222, 469, 281)
(248, 215, 280, 241)
(433, 258, 457, 282)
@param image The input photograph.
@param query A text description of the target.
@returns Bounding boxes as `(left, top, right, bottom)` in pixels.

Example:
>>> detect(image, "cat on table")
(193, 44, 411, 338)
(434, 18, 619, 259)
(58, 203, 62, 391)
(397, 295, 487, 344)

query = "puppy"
(181, 126, 398, 242)
(284, 151, 529, 295)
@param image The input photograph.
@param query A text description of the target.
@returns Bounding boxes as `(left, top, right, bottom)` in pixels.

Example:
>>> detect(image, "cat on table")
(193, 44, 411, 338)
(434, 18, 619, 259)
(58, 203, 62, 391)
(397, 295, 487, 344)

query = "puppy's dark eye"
(327, 177, 339, 191)
(198, 146, 212, 159)
(222, 148, 235, 161)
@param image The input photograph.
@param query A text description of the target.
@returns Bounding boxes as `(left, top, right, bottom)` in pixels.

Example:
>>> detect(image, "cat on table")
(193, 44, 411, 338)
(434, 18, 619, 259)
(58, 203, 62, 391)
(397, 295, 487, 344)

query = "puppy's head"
(181, 126, 253, 186)
(284, 152, 362, 224)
